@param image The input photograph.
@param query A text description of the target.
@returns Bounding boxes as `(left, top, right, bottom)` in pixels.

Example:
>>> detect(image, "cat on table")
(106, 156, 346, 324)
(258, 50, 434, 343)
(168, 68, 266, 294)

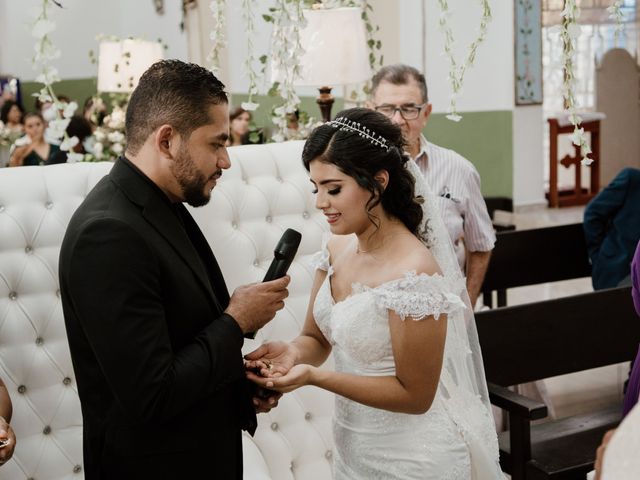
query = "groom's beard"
(171, 145, 211, 207)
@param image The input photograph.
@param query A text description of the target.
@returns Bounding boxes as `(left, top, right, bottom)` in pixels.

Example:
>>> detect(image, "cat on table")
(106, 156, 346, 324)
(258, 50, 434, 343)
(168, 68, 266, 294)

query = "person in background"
(228, 106, 252, 146)
(48, 115, 93, 164)
(9, 112, 59, 166)
(0, 100, 24, 133)
(0, 377, 16, 467)
(368, 64, 495, 307)
(584, 167, 640, 290)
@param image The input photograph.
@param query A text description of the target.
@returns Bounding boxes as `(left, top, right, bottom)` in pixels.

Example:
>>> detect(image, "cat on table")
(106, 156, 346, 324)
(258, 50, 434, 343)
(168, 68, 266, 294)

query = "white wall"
(399, 0, 514, 114)
(0, 0, 187, 80)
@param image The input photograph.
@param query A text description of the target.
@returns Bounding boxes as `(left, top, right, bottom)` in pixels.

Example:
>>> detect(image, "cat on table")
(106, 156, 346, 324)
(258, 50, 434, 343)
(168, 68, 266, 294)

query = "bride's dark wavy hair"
(302, 107, 424, 238)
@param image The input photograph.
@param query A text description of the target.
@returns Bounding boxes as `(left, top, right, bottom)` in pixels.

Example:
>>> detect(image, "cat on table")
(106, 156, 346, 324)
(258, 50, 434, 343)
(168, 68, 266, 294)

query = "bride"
(246, 108, 504, 479)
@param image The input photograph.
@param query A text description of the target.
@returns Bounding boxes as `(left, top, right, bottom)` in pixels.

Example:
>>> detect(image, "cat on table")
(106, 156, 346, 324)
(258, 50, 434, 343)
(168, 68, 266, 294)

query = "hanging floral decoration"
(607, 0, 625, 46)
(268, 0, 306, 142)
(207, 0, 227, 74)
(241, 0, 260, 111)
(560, 0, 592, 166)
(436, 0, 491, 122)
(30, 0, 82, 161)
(341, 0, 383, 103)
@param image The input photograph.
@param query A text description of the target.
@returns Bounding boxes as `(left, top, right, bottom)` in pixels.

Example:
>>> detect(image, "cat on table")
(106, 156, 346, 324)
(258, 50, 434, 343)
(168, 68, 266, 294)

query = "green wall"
(20, 80, 512, 197)
(22, 78, 98, 112)
(425, 111, 513, 198)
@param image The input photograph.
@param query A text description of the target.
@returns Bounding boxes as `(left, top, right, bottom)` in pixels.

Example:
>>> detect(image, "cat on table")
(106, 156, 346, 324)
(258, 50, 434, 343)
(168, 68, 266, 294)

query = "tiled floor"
(490, 204, 628, 420)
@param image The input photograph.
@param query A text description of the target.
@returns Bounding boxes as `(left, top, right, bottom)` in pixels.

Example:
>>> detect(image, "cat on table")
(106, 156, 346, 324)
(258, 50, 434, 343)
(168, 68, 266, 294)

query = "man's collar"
(414, 134, 430, 169)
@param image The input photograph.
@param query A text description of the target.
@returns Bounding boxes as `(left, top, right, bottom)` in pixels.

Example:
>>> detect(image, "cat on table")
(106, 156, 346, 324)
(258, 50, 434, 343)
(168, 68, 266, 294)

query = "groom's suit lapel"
(110, 159, 224, 313)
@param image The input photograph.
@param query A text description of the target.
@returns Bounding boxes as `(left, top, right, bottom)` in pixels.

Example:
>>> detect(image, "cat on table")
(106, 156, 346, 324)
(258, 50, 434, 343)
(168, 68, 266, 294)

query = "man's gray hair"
(371, 64, 429, 103)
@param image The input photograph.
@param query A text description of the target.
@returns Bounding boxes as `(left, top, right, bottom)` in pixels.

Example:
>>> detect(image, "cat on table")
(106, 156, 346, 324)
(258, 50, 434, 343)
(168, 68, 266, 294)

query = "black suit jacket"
(59, 158, 256, 480)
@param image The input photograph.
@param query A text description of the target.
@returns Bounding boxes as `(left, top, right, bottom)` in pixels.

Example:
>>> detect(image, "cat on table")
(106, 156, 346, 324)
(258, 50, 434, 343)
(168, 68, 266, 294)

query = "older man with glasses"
(368, 64, 495, 307)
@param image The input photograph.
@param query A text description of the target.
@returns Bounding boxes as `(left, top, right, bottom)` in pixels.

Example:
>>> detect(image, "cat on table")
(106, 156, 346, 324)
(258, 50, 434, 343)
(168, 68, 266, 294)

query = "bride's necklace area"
(355, 243, 381, 255)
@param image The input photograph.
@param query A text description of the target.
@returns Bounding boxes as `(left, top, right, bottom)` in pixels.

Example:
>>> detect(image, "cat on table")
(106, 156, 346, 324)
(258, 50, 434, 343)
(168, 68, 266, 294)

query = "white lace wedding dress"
(312, 245, 502, 479)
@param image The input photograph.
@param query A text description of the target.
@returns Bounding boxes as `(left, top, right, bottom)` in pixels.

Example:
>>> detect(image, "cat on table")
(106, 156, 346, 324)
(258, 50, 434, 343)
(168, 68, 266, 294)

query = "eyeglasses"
(374, 104, 426, 120)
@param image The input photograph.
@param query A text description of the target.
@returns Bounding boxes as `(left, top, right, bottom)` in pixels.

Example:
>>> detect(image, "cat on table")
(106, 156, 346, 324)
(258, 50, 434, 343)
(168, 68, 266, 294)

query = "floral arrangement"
(85, 105, 126, 162)
(266, 0, 306, 142)
(0, 122, 24, 148)
(436, 0, 491, 122)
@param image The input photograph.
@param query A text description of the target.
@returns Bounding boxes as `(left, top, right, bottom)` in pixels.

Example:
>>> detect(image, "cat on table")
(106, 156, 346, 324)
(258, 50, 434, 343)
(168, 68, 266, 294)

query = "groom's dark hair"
(125, 59, 227, 155)
(302, 107, 424, 239)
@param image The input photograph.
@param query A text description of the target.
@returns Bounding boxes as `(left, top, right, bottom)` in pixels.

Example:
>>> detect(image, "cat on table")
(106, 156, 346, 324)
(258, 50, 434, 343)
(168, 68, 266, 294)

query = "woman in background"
(9, 112, 59, 166)
(228, 106, 252, 146)
(0, 100, 24, 133)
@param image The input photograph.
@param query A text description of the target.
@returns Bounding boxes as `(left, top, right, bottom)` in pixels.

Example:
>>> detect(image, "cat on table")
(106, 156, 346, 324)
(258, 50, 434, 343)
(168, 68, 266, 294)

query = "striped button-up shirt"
(414, 135, 496, 270)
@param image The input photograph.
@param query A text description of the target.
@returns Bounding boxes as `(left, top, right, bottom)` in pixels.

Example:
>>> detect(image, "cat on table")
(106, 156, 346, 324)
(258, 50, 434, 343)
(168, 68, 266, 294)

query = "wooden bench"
(484, 196, 516, 232)
(476, 286, 640, 480)
(481, 223, 591, 308)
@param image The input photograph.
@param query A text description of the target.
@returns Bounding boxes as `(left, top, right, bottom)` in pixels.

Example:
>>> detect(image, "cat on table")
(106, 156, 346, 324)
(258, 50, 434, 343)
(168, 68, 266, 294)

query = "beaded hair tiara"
(328, 117, 390, 151)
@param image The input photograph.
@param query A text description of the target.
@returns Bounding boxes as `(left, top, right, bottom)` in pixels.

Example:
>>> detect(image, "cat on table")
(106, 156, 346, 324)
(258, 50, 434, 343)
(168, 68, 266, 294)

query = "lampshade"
(97, 39, 164, 93)
(272, 7, 372, 87)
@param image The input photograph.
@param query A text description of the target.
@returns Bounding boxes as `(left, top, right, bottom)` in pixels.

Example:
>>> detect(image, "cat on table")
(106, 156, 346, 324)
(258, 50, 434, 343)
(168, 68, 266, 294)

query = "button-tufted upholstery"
(0, 141, 334, 480)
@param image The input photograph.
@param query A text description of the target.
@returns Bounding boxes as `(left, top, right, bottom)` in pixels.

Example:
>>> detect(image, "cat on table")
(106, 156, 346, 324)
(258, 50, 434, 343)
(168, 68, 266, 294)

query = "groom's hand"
(226, 276, 290, 334)
(252, 389, 282, 414)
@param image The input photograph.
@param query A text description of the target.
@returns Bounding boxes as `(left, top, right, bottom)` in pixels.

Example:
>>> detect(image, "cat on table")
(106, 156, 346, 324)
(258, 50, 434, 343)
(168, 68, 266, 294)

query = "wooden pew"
(484, 196, 516, 232)
(481, 223, 591, 308)
(476, 286, 640, 480)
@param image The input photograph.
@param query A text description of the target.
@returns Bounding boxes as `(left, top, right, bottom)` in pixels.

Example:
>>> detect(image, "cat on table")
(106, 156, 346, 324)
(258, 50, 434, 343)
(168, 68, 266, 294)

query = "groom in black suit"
(59, 60, 289, 479)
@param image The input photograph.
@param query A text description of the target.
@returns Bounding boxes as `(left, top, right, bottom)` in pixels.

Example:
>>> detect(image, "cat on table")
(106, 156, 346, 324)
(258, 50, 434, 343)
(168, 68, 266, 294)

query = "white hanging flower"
(35, 66, 60, 84)
(63, 101, 78, 119)
(581, 156, 594, 166)
(32, 18, 56, 39)
(94, 130, 106, 142)
(241, 102, 259, 111)
(60, 135, 79, 152)
(111, 142, 124, 155)
(106, 107, 126, 130)
(93, 142, 104, 157)
(570, 127, 585, 145)
(47, 118, 70, 139)
(67, 152, 85, 163)
(107, 131, 125, 143)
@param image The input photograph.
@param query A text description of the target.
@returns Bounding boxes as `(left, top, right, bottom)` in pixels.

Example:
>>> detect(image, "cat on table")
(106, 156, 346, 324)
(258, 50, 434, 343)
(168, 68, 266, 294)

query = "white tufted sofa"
(0, 141, 335, 480)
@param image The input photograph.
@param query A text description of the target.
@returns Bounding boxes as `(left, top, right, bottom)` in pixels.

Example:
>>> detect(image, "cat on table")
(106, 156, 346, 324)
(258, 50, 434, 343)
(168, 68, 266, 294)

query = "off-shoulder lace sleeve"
(309, 234, 332, 273)
(355, 271, 466, 320)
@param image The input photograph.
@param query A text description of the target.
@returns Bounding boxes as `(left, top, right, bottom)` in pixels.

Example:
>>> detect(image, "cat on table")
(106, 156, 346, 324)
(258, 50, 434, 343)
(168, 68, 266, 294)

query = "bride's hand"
(244, 341, 297, 378)
(247, 364, 315, 394)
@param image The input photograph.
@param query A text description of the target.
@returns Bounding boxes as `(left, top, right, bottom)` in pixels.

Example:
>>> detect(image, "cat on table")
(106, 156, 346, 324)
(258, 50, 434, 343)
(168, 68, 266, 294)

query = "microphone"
(262, 228, 302, 282)
(246, 228, 302, 339)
